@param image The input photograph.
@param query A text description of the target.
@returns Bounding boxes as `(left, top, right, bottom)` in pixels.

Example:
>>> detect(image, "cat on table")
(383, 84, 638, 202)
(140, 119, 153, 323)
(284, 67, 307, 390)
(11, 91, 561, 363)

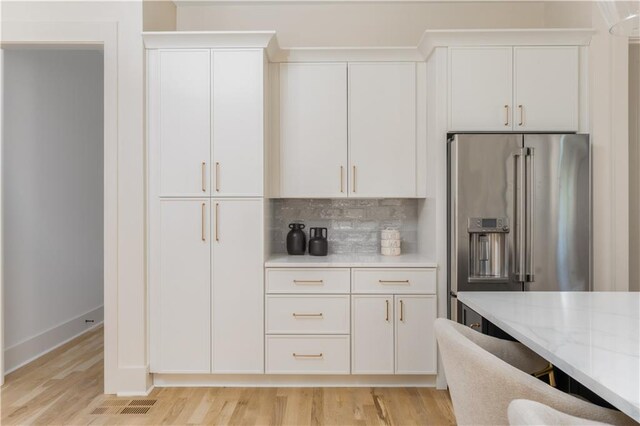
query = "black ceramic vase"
(308, 227, 328, 256)
(286, 223, 306, 255)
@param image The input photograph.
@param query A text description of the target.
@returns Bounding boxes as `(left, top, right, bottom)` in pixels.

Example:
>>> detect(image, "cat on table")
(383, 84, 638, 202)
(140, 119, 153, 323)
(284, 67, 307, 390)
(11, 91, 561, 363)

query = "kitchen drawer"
(266, 335, 350, 374)
(351, 268, 436, 294)
(266, 268, 350, 294)
(266, 295, 350, 334)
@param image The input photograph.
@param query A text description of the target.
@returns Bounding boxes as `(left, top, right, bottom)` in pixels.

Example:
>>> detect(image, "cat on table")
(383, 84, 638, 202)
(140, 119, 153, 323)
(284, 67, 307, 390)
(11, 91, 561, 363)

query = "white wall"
(1, 1, 146, 394)
(176, 2, 547, 46)
(2, 49, 104, 372)
(630, 43, 640, 292)
(143, 0, 176, 31)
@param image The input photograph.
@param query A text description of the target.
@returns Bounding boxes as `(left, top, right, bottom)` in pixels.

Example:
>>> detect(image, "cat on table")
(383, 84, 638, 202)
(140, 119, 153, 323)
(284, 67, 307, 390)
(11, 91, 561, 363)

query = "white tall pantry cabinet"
(148, 44, 266, 374)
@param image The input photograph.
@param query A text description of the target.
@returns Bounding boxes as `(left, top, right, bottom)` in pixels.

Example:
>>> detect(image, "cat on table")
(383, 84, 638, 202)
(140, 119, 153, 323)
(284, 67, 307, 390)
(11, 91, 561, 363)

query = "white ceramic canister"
(381, 228, 401, 240)
(381, 247, 401, 256)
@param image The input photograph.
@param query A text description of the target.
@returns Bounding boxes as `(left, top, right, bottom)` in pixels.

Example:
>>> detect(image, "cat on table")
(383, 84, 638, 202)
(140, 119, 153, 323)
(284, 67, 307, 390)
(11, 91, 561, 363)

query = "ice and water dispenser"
(467, 218, 509, 281)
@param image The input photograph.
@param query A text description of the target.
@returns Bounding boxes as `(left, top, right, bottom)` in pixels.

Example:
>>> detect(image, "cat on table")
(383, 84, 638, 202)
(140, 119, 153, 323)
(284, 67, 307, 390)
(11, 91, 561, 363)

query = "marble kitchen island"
(457, 291, 640, 422)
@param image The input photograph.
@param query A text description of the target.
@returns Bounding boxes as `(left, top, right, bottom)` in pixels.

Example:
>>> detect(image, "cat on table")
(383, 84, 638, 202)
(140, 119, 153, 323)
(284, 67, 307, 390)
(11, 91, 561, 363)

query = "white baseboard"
(115, 365, 152, 396)
(154, 373, 437, 388)
(4, 305, 104, 374)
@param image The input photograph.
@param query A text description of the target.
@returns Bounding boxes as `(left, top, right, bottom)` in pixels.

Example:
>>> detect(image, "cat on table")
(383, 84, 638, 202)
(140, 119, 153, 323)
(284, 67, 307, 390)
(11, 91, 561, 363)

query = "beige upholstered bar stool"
(435, 319, 634, 426)
(508, 399, 612, 425)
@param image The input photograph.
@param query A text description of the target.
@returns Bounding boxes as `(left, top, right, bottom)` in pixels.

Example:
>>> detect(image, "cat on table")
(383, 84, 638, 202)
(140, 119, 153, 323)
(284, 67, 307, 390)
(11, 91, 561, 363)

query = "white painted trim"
(4, 308, 103, 375)
(141, 29, 596, 63)
(0, 47, 4, 386)
(154, 373, 436, 387)
(418, 29, 596, 60)
(142, 30, 278, 50)
(1, 20, 120, 393)
(270, 47, 423, 63)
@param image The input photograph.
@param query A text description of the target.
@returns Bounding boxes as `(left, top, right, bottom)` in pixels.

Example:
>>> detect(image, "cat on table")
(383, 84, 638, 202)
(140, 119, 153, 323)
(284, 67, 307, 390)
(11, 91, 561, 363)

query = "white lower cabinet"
(151, 199, 211, 373)
(212, 199, 264, 373)
(351, 295, 394, 374)
(395, 295, 437, 374)
(265, 266, 437, 377)
(352, 294, 437, 375)
(266, 336, 350, 374)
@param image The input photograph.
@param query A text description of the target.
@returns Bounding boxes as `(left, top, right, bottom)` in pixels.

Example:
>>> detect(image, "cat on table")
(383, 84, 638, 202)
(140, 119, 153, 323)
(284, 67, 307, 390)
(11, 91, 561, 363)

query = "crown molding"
(417, 28, 596, 59)
(142, 31, 278, 51)
(142, 29, 596, 62)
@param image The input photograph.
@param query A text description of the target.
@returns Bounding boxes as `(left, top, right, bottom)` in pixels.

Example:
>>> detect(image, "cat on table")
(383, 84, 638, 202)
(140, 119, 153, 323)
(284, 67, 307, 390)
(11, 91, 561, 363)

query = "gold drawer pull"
(400, 299, 404, 322)
(215, 162, 220, 192)
(292, 313, 323, 318)
(378, 280, 410, 284)
(293, 280, 324, 284)
(201, 162, 206, 192)
(293, 353, 323, 358)
(385, 299, 389, 322)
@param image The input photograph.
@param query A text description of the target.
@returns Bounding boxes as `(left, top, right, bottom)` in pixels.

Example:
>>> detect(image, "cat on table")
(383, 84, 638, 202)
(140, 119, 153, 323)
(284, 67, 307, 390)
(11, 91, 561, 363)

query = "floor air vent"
(129, 399, 157, 406)
(120, 406, 152, 415)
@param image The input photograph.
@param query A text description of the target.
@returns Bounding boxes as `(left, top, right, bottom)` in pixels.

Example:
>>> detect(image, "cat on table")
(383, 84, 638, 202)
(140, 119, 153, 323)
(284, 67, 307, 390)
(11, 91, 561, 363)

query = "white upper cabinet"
(348, 63, 417, 198)
(152, 50, 211, 197)
(449, 47, 513, 132)
(212, 50, 264, 197)
(279, 63, 348, 198)
(449, 46, 580, 132)
(513, 47, 579, 131)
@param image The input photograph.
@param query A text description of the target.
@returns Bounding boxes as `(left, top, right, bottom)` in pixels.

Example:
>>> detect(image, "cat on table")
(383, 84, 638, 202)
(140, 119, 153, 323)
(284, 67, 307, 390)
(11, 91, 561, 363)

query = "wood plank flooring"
(1, 326, 456, 425)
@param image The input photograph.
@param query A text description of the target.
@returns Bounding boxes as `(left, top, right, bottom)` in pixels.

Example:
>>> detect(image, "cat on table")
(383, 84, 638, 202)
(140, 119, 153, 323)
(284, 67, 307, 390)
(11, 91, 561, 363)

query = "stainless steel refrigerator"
(447, 134, 591, 324)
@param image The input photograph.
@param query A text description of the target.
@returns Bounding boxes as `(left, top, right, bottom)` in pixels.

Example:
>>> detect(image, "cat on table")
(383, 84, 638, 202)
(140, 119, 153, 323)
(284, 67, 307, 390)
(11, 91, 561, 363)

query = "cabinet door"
(152, 199, 210, 373)
(514, 47, 579, 131)
(211, 199, 264, 373)
(152, 50, 211, 197)
(212, 50, 264, 196)
(351, 295, 394, 374)
(348, 63, 416, 197)
(279, 63, 348, 198)
(395, 296, 437, 374)
(449, 47, 513, 131)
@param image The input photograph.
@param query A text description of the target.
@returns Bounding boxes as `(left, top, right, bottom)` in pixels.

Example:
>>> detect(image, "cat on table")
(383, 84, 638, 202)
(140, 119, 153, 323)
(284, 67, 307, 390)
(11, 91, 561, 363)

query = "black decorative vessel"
(286, 223, 306, 255)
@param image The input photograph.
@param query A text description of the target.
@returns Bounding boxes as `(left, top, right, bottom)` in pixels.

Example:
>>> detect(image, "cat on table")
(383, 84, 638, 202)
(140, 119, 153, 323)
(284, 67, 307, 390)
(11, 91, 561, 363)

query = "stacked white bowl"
(380, 228, 401, 256)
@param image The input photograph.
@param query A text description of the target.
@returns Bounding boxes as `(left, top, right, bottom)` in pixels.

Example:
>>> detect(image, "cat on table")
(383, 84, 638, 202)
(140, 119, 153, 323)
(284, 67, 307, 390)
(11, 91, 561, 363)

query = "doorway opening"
(1, 47, 104, 383)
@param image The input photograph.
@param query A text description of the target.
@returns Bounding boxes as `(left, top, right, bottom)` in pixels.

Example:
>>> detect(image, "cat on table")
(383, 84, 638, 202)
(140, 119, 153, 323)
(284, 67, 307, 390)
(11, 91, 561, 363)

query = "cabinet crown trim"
(419, 28, 595, 59)
(142, 29, 594, 63)
(142, 31, 279, 55)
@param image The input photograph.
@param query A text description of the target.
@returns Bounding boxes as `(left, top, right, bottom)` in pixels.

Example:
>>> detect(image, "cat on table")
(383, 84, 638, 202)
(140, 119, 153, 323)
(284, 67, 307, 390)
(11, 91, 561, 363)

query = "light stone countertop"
(265, 253, 437, 268)
(457, 291, 640, 422)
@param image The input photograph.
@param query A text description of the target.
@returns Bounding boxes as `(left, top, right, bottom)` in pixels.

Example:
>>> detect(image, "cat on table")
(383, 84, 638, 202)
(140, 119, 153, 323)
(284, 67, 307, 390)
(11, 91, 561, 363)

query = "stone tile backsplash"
(270, 199, 418, 254)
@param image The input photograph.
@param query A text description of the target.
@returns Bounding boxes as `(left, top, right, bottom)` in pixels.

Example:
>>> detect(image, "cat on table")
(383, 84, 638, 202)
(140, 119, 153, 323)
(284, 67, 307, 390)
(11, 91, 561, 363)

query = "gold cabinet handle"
(399, 299, 404, 322)
(378, 280, 410, 284)
(340, 166, 344, 193)
(293, 353, 323, 358)
(504, 105, 510, 127)
(470, 323, 481, 329)
(352, 165, 357, 192)
(292, 313, 324, 318)
(518, 105, 524, 126)
(201, 162, 206, 192)
(215, 162, 220, 192)
(385, 299, 389, 322)
(293, 280, 324, 284)
(201, 202, 206, 241)
(215, 202, 220, 242)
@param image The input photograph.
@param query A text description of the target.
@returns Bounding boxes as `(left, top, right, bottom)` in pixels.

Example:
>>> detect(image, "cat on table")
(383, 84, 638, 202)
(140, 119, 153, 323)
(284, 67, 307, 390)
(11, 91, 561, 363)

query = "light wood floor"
(1, 326, 456, 425)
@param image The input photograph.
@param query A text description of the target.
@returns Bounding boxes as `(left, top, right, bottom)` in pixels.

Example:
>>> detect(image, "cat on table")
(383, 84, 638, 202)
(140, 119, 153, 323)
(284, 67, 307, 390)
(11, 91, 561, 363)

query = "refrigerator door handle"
(514, 149, 526, 282)
(526, 148, 535, 282)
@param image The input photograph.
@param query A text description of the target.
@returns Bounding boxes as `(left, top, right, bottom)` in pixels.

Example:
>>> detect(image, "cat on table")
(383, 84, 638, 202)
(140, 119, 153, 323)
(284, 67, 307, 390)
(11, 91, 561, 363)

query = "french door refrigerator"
(447, 134, 591, 324)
